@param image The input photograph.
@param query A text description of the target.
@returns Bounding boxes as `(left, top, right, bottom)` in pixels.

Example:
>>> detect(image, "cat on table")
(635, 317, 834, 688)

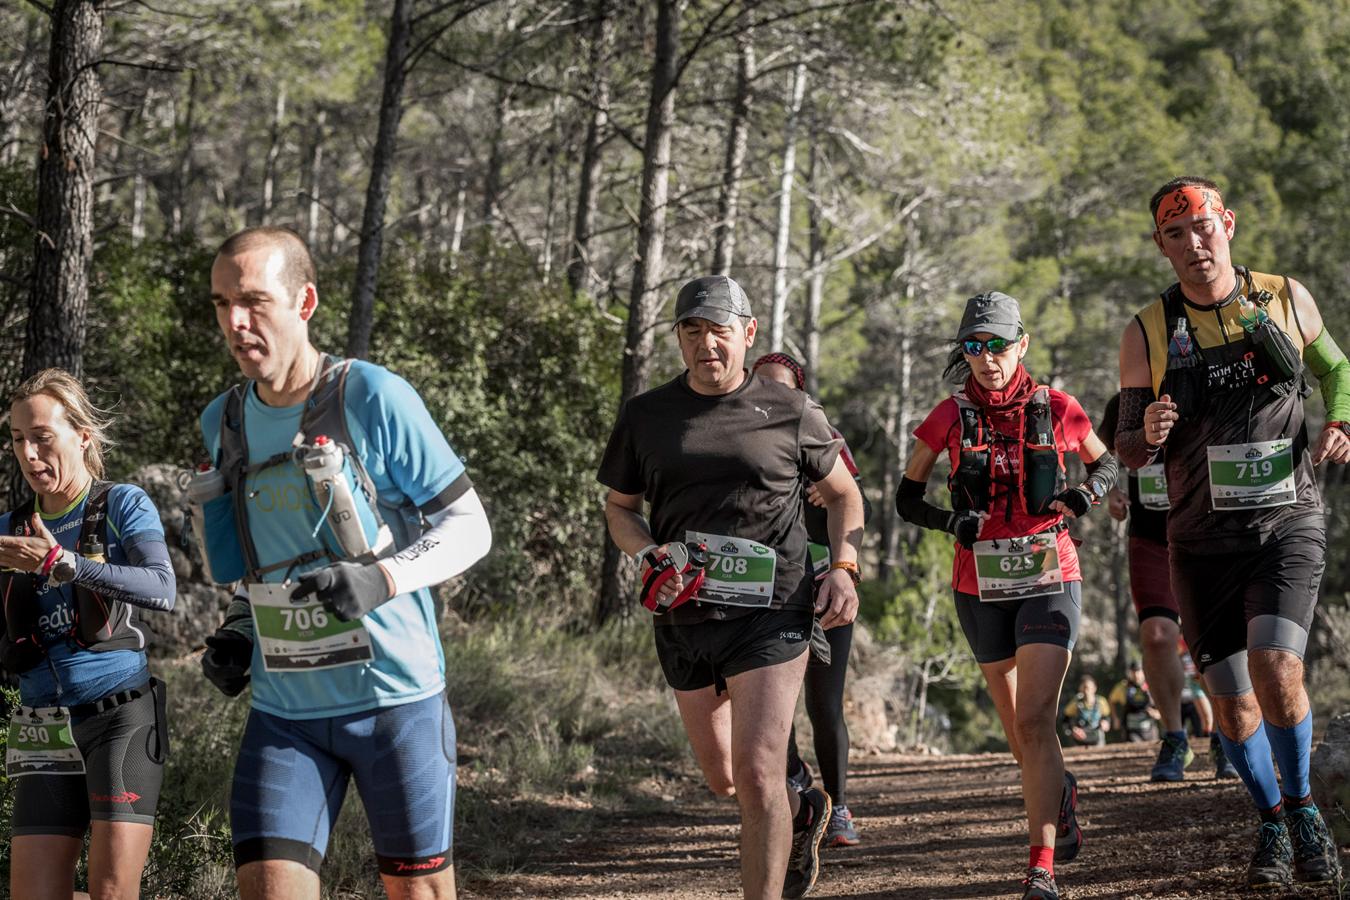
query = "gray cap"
(673, 275, 753, 326)
(957, 291, 1023, 341)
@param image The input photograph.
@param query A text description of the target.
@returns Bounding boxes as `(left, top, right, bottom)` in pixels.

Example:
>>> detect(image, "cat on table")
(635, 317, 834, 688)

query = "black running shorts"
(1171, 519, 1325, 673)
(654, 607, 813, 693)
(12, 679, 168, 837)
(953, 581, 1082, 664)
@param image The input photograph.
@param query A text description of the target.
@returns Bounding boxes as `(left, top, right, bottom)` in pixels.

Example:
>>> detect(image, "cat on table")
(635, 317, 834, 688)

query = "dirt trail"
(465, 742, 1345, 899)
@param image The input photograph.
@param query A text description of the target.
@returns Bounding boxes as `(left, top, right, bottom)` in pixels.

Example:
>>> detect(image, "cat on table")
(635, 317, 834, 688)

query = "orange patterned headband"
(1155, 186, 1226, 230)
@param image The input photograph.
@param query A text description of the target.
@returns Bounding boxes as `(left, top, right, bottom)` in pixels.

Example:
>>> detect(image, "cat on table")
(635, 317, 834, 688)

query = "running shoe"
(782, 787, 831, 899)
(1021, 866, 1058, 900)
(1149, 733, 1195, 782)
(1054, 769, 1082, 863)
(1210, 733, 1239, 779)
(825, 804, 860, 847)
(1246, 820, 1294, 889)
(787, 758, 814, 794)
(1287, 805, 1342, 884)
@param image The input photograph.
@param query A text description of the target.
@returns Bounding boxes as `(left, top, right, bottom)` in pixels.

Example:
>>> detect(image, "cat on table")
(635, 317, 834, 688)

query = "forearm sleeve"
(1083, 454, 1120, 497)
(380, 488, 492, 598)
(72, 538, 176, 612)
(895, 477, 955, 533)
(1306, 328, 1350, 422)
(1113, 387, 1158, 469)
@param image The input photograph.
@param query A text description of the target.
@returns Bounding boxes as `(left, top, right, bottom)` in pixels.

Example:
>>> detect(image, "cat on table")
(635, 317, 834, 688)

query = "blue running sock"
(1264, 711, 1312, 801)
(1218, 727, 1282, 811)
(1165, 729, 1187, 744)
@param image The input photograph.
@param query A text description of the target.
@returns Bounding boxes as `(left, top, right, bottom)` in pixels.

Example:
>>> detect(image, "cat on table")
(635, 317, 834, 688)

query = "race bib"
(808, 542, 831, 582)
(972, 532, 1064, 602)
(1136, 464, 1170, 511)
(686, 532, 777, 607)
(7, 706, 83, 778)
(1206, 440, 1296, 510)
(249, 582, 374, 672)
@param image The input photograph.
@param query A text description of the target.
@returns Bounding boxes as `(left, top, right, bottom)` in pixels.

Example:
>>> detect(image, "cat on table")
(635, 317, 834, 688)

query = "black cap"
(673, 275, 753, 326)
(957, 291, 1024, 341)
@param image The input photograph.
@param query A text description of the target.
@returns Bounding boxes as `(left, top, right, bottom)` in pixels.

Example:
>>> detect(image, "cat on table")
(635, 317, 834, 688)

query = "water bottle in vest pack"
(186, 464, 246, 584)
(301, 436, 390, 560)
(1163, 314, 1204, 418)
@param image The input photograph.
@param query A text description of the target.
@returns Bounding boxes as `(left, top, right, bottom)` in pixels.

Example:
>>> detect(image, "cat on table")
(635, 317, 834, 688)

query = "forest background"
(1, 0, 1349, 896)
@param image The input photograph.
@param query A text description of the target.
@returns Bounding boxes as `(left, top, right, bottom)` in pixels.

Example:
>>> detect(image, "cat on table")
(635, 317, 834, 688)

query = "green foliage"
(353, 250, 621, 620)
(85, 234, 237, 475)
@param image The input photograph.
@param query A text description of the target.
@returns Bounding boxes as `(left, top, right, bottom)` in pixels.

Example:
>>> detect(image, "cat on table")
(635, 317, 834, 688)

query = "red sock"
(1030, 845, 1054, 875)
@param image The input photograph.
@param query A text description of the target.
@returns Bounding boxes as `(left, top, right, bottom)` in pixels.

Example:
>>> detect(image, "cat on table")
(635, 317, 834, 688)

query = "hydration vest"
(1159, 266, 1308, 410)
(214, 354, 414, 583)
(0, 481, 146, 674)
(949, 386, 1065, 520)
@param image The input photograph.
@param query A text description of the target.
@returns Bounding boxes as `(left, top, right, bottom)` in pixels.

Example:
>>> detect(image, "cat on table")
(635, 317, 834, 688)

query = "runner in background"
(752, 352, 872, 848)
(1097, 392, 1194, 780)
(896, 291, 1117, 900)
(1061, 675, 1110, 747)
(1109, 661, 1160, 743)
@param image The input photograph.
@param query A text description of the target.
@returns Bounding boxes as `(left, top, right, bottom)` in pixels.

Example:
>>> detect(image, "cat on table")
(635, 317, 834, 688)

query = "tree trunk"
(482, 81, 510, 237)
(449, 166, 467, 266)
(305, 110, 326, 249)
(24, 0, 105, 381)
(596, 0, 680, 626)
(566, 0, 613, 296)
(261, 86, 287, 223)
(346, 0, 413, 360)
(541, 93, 562, 281)
(710, 18, 754, 276)
(803, 113, 824, 389)
(769, 62, 807, 352)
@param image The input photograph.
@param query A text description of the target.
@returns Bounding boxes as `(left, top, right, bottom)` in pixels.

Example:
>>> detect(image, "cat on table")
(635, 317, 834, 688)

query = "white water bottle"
(186, 465, 226, 582)
(302, 436, 374, 559)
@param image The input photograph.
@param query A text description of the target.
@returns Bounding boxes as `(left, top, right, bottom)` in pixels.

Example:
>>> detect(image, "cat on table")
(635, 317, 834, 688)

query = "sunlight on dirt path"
(466, 743, 1345, 899)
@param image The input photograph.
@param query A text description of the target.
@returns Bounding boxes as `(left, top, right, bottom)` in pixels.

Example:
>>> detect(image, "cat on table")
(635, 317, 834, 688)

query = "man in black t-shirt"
(598, 275, 864, 900)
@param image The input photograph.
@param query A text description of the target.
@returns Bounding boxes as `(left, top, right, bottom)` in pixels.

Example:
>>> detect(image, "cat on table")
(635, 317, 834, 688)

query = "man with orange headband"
(1117, 176, 1350, 890)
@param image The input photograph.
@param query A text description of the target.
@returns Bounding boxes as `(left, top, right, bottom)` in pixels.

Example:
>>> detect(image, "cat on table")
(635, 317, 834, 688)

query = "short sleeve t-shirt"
(914, 388, 1092, 595)
(1, 483, 163, 707)
(597, 371, 842, 625)
(200, 360, 467, 720)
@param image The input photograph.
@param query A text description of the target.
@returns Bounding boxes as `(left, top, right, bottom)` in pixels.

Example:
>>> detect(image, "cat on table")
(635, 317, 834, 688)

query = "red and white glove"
(639, 542, 708, 613)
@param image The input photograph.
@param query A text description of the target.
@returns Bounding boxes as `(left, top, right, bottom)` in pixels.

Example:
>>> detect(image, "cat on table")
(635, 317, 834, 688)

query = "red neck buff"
(964, 364, 1036, 415)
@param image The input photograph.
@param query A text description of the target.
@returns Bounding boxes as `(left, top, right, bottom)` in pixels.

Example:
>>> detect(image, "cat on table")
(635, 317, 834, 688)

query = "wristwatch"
(49, 548, 77, 585)
(1328, 421, 1350, 437)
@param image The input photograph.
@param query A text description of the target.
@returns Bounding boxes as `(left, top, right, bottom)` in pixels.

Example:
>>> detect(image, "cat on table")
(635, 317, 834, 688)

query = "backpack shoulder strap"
(79, 480, 113, 550)
(8, 494, 35, 536)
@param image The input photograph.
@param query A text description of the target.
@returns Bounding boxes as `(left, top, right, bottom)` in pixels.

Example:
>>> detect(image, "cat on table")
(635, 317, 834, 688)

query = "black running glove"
(1052, 486, 1094, 518)
(202, 628, 253, 698)
(291, 561, 391, 622)
(202, 594, 255, 697)
(949, 509, 984, 548)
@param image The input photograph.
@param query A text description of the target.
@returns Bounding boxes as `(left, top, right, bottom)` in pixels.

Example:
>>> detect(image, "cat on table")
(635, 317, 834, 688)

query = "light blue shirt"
(2, 484, 162, 707)
(200, 360, 465, 720)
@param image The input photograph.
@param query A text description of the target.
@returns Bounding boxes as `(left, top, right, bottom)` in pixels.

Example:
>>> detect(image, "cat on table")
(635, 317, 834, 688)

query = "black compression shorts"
(12, 678, 167, 837)
(953, 581, 1082, 664)
(654, 607, 812, 694)
(1172, 519, 1325, 672)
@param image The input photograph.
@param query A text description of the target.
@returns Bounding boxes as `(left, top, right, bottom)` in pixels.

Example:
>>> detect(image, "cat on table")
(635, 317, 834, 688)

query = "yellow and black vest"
(1133, 267, 1322, 551)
